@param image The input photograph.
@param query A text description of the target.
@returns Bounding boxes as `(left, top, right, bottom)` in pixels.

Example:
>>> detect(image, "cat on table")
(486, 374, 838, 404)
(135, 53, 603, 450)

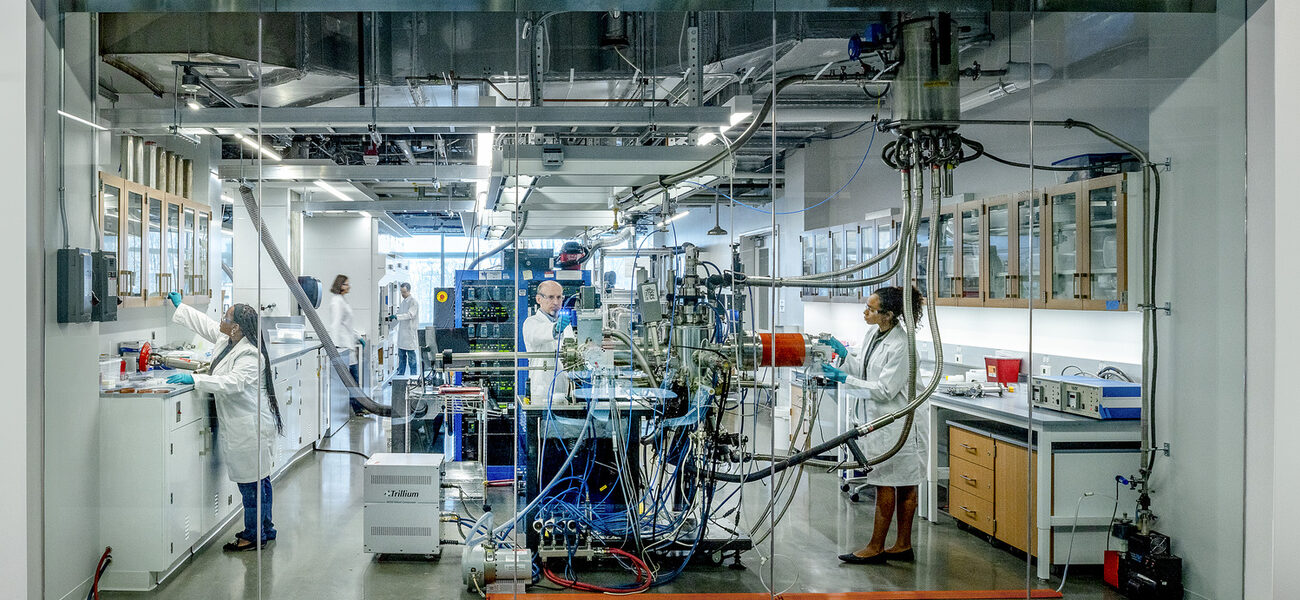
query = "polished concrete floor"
(103, 414, 1123, 599)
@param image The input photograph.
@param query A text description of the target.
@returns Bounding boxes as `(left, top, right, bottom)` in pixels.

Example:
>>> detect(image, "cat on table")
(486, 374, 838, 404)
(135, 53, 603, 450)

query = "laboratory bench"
(925, 389, 1141, 580)
(96, 344, 331, 591)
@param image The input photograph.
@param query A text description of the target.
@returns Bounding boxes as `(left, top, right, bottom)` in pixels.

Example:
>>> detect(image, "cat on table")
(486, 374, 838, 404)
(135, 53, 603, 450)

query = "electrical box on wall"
(92, 250, 118, 322)
(56, 248, 92, 324)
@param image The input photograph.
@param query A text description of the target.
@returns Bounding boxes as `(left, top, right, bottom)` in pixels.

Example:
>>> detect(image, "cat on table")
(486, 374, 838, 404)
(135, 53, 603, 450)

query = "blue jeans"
(236, 477, 275, 543)
(395, 349, 417, 376)
(348, 363, 366, 414)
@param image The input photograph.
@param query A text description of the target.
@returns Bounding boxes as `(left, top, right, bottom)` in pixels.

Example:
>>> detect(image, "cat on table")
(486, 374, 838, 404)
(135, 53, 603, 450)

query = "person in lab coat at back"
(387, 282, 420, 377)
(165, 293, 282, 551)
(323, 274, 368, 416)
(821, 286, 928, 565)
(522, 280, 574, 403)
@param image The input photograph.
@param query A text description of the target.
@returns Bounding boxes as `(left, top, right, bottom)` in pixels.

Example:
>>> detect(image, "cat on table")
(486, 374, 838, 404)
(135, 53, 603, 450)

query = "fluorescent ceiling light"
(314, 180, 351, 201)
(57, 109, 107, 131)
(960, 80, 1020, 112)
(220, 194, 235, 204)
(663, 210, 690, 225)
(233, 133, 282, 161)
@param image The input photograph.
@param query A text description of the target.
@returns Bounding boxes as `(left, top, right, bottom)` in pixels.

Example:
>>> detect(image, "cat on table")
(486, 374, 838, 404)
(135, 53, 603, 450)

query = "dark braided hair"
(230, 303, 284, 435)
(873, 286, 924, 327)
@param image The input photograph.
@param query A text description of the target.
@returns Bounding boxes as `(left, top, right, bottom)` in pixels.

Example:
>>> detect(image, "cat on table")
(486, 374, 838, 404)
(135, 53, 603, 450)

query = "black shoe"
(223, 539, 258, 552)
(883, 548, 915, 562)
(838, 552, 888, 564)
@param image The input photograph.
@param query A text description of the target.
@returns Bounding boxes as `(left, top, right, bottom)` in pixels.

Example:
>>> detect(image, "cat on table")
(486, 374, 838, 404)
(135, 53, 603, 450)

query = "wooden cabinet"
(994, 439, 1038, 556)
(98, 172, 212, 307)
(947, 425, 1037, 557)
(1043, 174, 1128, 310)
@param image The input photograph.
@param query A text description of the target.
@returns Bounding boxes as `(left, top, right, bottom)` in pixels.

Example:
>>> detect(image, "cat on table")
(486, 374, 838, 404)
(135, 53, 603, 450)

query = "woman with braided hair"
(821, 286, 927, 565)
(166, 293, 283, 551)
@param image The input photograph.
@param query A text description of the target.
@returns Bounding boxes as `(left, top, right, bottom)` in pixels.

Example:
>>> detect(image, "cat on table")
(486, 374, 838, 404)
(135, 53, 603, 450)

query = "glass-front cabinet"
(1044, 175, 1128, 310)
(984, 195, 1014, 306)
(196, 211, 210, 296)
(147, 194, 165, 299)
(1081, 174, 1127, 310)
(1045, 181, 1084, 309)
(98, 171, 212, 307)
(182, 207, 195, 295)
(166, 200, 182, 298)
(124, 186, 144, 297)
(914, 215, 931, 298)
(931, 206, 959, 305)
(1017, 192, 1043, 306)
(837, 227, 859, 300)
(956, 199, 984, 306)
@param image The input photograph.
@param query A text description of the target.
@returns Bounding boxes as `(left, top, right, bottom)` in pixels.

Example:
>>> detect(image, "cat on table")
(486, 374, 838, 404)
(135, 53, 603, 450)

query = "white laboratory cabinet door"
(166, 419, 205, 562)
(300, 352, 321, 445)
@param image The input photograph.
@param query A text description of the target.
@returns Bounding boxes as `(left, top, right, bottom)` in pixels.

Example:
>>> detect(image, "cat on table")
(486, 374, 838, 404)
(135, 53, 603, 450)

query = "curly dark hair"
(873, 286, 924, 326)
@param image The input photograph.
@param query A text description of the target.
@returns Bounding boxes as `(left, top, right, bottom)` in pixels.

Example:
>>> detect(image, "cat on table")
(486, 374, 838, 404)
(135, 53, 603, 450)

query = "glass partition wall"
(45, 4, 1249, 600)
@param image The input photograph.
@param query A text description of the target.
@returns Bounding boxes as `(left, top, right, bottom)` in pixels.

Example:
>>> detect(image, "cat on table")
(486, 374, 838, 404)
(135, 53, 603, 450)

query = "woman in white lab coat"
(324, 274, 367, 415)
(165, 293, 283, 551)
(821, 285, 926, 564)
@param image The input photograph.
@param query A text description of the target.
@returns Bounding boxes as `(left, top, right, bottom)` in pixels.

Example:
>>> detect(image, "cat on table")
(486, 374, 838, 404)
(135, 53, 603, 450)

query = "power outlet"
(779, 298, 786, 313)
(953, 349, 963, 365)
(1040, 357, 1051, 376)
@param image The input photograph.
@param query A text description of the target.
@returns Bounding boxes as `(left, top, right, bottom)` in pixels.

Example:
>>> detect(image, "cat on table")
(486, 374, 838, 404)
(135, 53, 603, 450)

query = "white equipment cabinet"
(98, 348, 323, 591)
(363, 452, 444, 556)
(99, 389, 239, 591)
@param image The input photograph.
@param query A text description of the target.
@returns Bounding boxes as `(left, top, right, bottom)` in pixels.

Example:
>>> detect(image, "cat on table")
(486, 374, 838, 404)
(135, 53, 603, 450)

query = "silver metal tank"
(893, 15, 960, 127)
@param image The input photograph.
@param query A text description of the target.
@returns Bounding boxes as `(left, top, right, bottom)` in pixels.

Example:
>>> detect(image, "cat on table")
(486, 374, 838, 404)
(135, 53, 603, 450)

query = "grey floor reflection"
(103, 413, 1122, 599)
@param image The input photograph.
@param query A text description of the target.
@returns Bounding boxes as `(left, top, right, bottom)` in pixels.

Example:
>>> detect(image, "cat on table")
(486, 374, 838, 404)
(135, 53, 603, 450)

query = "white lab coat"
(522, 310, 573, 403)
(839, 324, 928, 487)
(172, 303, 277, 484)
(323, 292, 363, 361)
(395, 295, 419, 351)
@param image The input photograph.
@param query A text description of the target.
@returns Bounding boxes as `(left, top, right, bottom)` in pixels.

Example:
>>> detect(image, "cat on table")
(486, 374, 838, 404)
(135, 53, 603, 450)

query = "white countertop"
(267, 341, 323, 364)
(930, 389, 1141, 431)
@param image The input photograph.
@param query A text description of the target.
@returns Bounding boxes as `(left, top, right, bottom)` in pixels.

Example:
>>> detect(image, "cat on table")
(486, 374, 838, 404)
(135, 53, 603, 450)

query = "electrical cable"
(313, 446, 370, 460)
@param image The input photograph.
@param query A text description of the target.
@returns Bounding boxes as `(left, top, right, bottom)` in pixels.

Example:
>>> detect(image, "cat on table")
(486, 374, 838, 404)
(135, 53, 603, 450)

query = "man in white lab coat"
(522, 280, 573, 403)
(390, 282, 420, 377)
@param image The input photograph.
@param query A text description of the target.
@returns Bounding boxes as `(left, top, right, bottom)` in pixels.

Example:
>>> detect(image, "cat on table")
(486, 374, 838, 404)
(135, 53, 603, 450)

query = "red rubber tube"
(758, 333, 806, 367)
(541, 547, 653, 593)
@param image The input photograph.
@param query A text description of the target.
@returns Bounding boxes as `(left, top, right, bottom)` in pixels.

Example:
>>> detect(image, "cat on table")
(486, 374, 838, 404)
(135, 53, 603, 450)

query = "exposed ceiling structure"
(91, 3, 1217, 239)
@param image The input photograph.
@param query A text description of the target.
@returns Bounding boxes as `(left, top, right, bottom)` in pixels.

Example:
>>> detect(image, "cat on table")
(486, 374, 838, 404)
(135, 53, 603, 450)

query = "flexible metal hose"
(604, 329, 660, 389)
(238, 185, 390, 416)
(615, 73, 880, 213)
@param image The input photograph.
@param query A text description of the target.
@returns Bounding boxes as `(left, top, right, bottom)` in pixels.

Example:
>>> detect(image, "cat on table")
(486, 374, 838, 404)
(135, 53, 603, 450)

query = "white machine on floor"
(363, 452, 445, 557)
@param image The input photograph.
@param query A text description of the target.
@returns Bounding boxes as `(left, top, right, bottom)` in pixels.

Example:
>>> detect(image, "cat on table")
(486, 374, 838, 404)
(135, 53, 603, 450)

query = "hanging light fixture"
(707, 192, 727, 236)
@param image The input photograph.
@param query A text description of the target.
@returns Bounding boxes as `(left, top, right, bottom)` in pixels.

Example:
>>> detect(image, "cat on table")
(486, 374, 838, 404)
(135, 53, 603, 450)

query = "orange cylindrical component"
(758, 333, 807, 367)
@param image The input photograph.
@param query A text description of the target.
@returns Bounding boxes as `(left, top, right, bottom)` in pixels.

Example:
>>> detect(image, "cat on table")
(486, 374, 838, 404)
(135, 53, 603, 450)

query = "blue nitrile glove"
(821, 363, 847, 384)
(385, 314, 397, 321)
(168, 291, 183, 307)
(166, 373, 194, 385)
(357, 337, 366, 347)
(554, 311, 573, 335)
(827, 337, 848, 359)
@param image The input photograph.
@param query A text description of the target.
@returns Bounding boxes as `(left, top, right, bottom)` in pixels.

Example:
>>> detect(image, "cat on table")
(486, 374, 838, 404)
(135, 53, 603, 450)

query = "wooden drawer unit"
(949, 455, 995, 501)
(949, 426, 996, 470)
(949, 486, 996, 535)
